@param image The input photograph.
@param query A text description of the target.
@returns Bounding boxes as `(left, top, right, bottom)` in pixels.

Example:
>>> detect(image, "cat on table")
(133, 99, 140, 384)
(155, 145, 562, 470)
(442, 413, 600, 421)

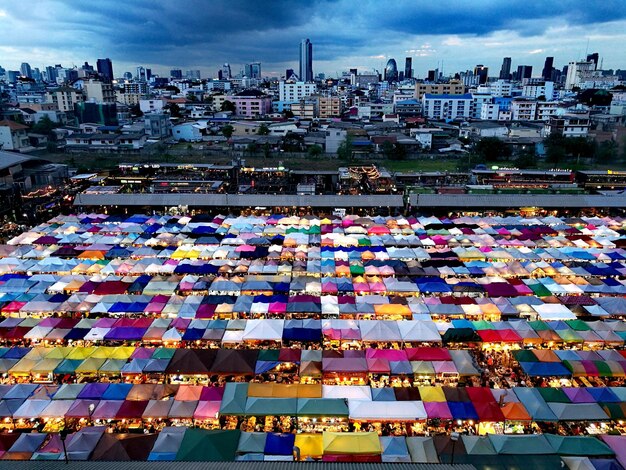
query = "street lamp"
(59, 428, 69, 464)
(88, 403, 95, 426)
(450, 431, 460, 465)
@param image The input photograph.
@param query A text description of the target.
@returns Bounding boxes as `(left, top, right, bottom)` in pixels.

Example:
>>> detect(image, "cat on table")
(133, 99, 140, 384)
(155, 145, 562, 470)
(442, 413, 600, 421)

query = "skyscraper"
(474, 64, 488, 84)
(404, 57, 413, 79)
(244, 62, 262, 79)
(541, 57, 554, 81)
(222, 63, 232, 80)
(20, 62, 32, 78)
(586, 52, 599, 70)
(499, 57, 511, 80)
(516, 65, 532, 81)
(299, 38, 313, 82)
(384, 59, 398, 83)
(97, 58, 114, 82)
(170, 69, 183, 80)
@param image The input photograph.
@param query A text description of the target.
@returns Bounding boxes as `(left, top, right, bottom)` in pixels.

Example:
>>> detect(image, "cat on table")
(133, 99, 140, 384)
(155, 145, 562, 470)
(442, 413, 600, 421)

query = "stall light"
(457, 420, 462, 426)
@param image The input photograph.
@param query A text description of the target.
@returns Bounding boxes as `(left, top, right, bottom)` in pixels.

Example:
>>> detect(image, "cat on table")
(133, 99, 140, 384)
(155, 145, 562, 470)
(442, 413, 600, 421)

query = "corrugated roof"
(0, 462, 476, 470)
(74, 193, 405, 208)
(412, 193, 626, 208)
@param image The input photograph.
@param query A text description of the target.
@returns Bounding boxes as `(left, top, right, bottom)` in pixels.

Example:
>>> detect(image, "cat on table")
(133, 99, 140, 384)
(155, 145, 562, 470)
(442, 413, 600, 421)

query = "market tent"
(397, 321, 441, 343)
(297, 398, 349, 417)
(545, 434, 614, 456)
(548, 403, 610, 421)
(91, 433, 157, 461)
(348, 400, 427, 421)
(175, 429, 240, 461)
(380, 436, 411, 463)
(513, 387, 557, 421)
(148, 427, 187, 461)
(488, 434, 553, 454)
(237, 432, 267, 454)
(294, 433, 323, 459)
(264, 433, 295, 456)
(65, 426, 105, 460)
(406, 436, 439, 463)
(322, 431, 381, 455)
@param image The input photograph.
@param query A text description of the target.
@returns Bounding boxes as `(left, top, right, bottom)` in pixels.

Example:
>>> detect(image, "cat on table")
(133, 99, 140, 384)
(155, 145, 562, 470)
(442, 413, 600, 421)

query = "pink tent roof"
(424, 401, 452, 419)
(193, 401, 221, 420)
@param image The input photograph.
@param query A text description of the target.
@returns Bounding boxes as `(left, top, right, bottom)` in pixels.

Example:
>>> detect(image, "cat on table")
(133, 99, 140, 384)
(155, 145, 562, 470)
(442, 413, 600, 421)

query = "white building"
(490, 80, 514, 98)
(278, 81, 317, 102)
(522, 81, 554, 100)
(139, 99, 166, 114)
(545, 112, 590, 138)
(536, 101, 562, 121)
(471, 93, 493, 119)
(421, 93, 472, 120)
(480, 103, 500, 121)
(511, 99, 537, 121)
(565, 61, 595, 90)
(325, 128, 347, 153)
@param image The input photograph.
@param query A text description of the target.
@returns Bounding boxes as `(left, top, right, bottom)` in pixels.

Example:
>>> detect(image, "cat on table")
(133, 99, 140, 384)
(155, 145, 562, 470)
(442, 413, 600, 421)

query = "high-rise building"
(404, 57, 413, 79)
(97, 58, 114, 82)
(586, 52, 599, 70)
(136, 66, 147, 81)
(384, 59, 398, 83)
(299, 39, 313, 82)
(186, 70, 201, 80)
(222, 63, 232, 80)
(542, 57, 554, 81)
(146, 68, 152, 81)
(170, 69, 183, 80)
(499, 57, 511, 80)
(516, 65, 533, 81)
(20, 62, 32, 78)
(474, 64, 488, 84)
(244, 62, 262, 79)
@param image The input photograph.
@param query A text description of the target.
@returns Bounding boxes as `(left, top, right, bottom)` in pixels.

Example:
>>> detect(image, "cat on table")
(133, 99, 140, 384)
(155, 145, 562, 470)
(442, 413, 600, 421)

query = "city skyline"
(0, 0, 625, 79)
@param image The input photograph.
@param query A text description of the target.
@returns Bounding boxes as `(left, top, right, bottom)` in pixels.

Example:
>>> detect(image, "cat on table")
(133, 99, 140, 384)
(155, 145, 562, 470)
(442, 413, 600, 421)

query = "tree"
(222, 124, 234, 138)
(31, 115, 58, 136)
(283, 110, 294, 119)
(246, 142, 258, 156)
(337, 135, 354, 160)
(544, 134, 567, 164)
(514, 146, 537, 169)
(474, 137, 511, 162)
(307, 144, 323, 158)
(221, 100, 236, 113)
(167, 103, 181, 118)
(186, 93, 198, 102)
(596, 140, 618, 164)
(130, 104, 144, 117)
(257, 124, 270, 135)
(262, 142, 271, 159)
(165, 85, 180, 94)
(381, 140, 407, 161)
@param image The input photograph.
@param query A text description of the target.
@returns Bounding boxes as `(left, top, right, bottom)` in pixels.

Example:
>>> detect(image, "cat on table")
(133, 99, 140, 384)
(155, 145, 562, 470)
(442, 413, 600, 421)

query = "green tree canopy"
(222, 124, 234, 138)
(221, 100, 236, 113)
(474, 137, 511, 162)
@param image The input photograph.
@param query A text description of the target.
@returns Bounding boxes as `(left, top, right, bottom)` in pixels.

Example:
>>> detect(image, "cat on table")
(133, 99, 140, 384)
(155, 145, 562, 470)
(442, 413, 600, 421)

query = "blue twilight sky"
(1, 0, 626, 78)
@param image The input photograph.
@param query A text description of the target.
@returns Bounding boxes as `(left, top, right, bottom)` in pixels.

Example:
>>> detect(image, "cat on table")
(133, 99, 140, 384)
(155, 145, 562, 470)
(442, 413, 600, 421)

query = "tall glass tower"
(299, 39, 313, 82)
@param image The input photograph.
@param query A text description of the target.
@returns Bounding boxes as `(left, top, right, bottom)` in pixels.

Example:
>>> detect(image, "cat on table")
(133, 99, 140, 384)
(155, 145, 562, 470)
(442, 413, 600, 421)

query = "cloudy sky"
(1, 0, 626, 79)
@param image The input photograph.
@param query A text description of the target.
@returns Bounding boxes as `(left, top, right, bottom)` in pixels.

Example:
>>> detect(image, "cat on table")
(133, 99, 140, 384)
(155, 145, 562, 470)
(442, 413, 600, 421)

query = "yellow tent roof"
(109, 346, 136, 359)
(248, 383, 322, 399)
(90, 346, 115, 359)
(418, 386, 446, 403)
(9, 358, 40, 375)
(66, 346, 96, 360)
(75, 357, 106, 373)
(322, 432, 381, 455)
(31, 358, 63, 375)
(23, 347, 49, 361)
(44, 347, 73, 359)
(295, 433, 323, 458)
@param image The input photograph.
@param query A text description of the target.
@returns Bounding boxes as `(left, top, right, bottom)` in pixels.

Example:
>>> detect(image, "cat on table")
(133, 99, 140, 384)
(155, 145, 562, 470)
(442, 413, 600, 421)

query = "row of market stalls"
(1, 380, 626, 434)
(0, 426, 624, 466)
(4, 289, 626, 321)
(1, 317, 626, 347)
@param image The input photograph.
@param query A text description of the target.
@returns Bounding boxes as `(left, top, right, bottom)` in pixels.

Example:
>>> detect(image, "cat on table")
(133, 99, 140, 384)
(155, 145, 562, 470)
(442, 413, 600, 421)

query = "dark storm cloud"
(1, 0, 625, 71)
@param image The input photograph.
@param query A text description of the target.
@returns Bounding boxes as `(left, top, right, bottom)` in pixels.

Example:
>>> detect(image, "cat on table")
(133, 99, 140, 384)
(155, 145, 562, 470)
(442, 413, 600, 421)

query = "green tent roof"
(513, 350, 538, 363)
(219, 383, 249, 415)
(544, 434, 614, 456)
(175, 429, 240, 461)
(296, 398, 349, 417)
(537, 387, 570, 403)
(244, 397, 297, 416)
